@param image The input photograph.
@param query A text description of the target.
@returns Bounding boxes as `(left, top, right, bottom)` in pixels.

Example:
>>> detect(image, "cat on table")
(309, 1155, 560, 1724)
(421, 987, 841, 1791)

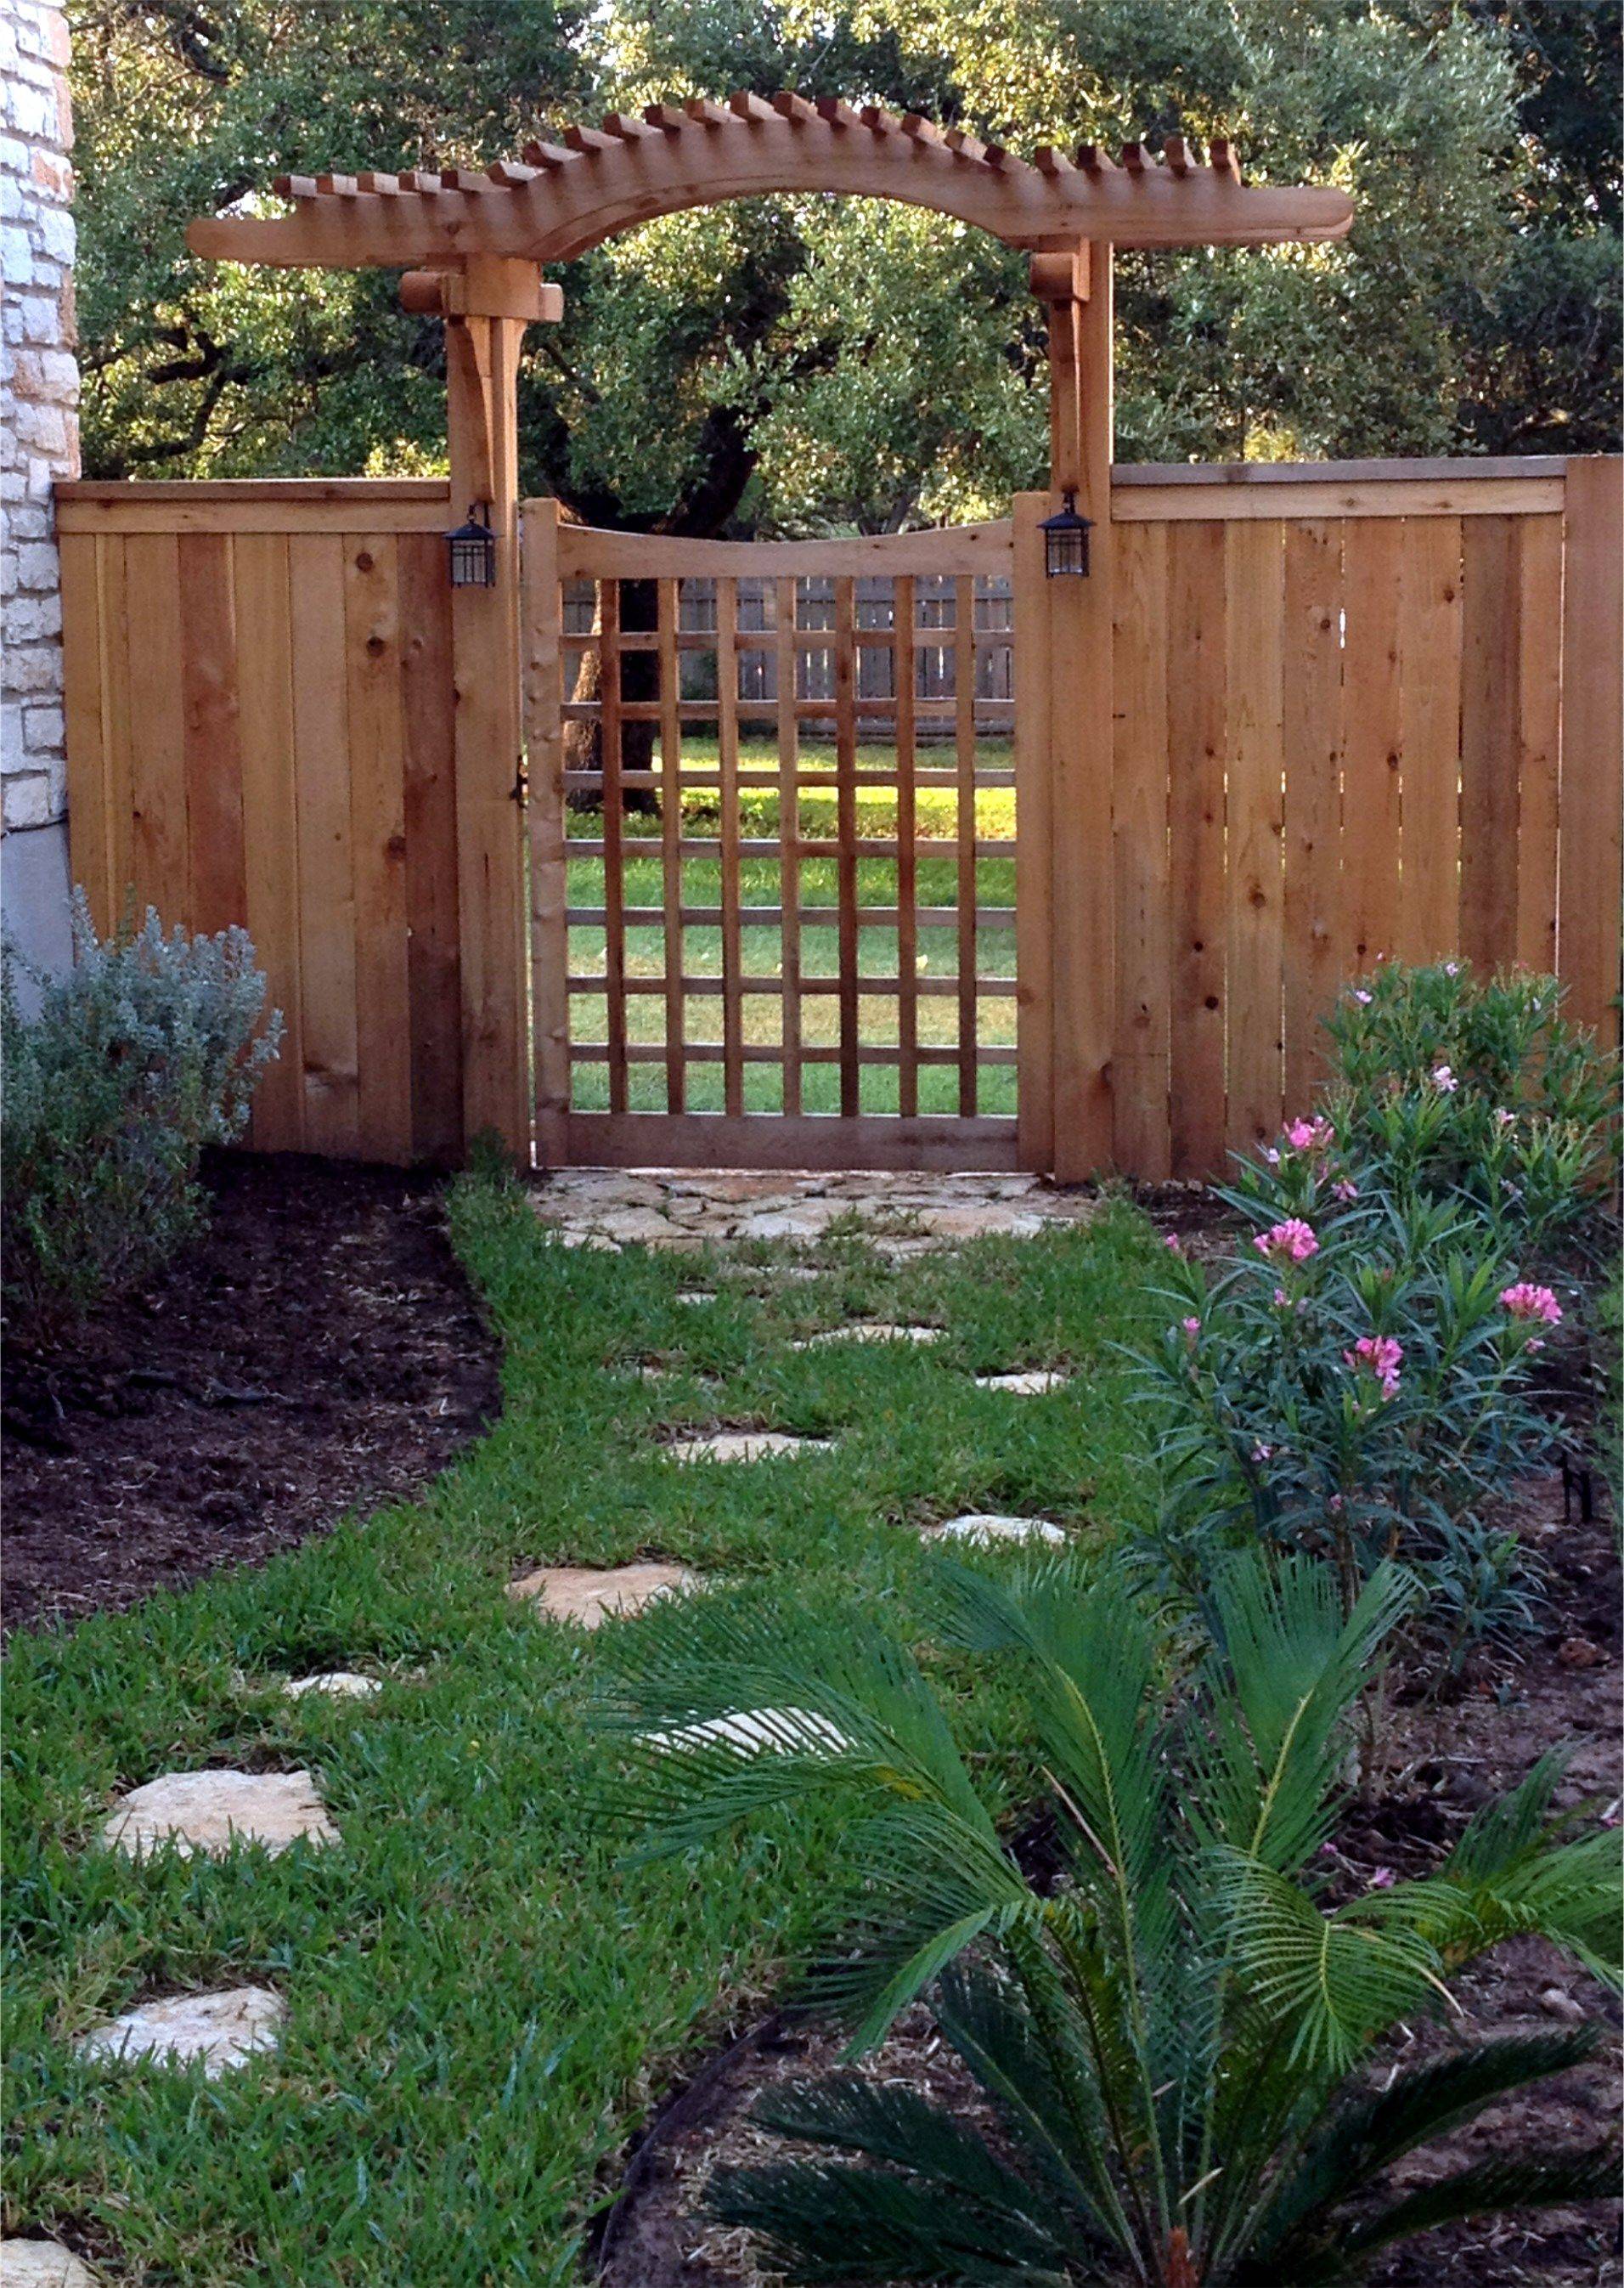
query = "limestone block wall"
(2, 0, 76, 973)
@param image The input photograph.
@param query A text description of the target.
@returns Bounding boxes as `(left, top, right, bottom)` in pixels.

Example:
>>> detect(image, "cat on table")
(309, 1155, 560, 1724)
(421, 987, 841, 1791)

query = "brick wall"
(2, 2, 77, 971)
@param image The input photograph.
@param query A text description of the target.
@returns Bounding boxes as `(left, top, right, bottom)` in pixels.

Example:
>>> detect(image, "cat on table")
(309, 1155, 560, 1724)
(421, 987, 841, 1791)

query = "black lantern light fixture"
(447, 503, 497, 589)
(1040, 489, 1092, 579)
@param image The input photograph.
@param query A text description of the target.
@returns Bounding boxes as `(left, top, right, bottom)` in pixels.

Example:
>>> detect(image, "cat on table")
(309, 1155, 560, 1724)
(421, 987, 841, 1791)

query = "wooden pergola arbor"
(188, 96, 1353, 1167)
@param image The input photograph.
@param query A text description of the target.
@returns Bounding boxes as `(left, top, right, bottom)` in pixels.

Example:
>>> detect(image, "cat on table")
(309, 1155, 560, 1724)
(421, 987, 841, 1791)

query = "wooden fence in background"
(55, 458, 1621, 1176)
(57, 480, 465, 1163)
(1096, 457, 1621, 1178)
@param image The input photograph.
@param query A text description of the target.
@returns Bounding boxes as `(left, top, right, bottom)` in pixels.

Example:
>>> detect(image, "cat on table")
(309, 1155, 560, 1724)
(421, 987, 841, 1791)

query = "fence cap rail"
(1112, 455, 1570, 486)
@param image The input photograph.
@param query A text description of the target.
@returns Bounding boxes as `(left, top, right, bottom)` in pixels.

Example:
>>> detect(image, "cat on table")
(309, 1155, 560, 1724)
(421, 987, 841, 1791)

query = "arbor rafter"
(186, 93, 1353, 271)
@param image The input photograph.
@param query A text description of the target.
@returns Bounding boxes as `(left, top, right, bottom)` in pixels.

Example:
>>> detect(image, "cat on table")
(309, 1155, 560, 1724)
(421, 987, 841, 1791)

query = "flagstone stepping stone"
(973, 1371, 1070, 1394)
(917, 1205, 1046, 1240)
(927, 1512, 1067, 1545)
(100, 1769, 338, 1859)
(644, 1708, 851, 1754)
(75, 1986, 285, 2077)
(550, 1229, 623, 1252)
(281, 1671, 382, 1701)
(791, 1323, 943, 1350)
(674, 1290, 717, 1306)
(665, 1431, 832, 1464)
(509, 1562, 695, 1627)
(0, 2244, 100, 2288)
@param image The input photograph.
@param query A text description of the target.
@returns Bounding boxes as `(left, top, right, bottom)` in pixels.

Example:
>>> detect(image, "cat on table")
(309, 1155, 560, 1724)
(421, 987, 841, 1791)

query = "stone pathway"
(1, 2243, 100, 2287)
(532, 1168, 1097, 1252)
(665, 1431, 833, 1466)
(74, 1987, 285, 2077)
(510, 1562, 694, 1626)
(100, 1770, 338, 1859)
(926, 1513, 1067, 1546)
(282, 1671, 381, 1701)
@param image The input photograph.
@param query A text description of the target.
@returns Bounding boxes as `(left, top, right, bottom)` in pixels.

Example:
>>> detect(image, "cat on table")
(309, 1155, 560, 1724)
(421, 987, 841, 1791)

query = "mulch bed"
(1, 1152, 500, 1633)
(596, 1473, 1622, 2288)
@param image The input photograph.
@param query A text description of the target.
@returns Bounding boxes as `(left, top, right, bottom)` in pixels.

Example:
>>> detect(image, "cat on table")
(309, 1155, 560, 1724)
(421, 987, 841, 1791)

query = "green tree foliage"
(71, 0, 1621, 527)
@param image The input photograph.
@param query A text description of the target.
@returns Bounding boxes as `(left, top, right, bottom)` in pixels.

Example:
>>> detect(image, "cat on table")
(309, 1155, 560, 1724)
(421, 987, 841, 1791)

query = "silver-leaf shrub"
(2, 891, 283, 1336)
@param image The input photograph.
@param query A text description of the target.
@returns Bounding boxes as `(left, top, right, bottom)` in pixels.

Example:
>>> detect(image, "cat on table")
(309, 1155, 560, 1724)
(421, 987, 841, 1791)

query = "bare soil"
(596, 1474, 1622, 2288)
(1, 1152, 499, 1632)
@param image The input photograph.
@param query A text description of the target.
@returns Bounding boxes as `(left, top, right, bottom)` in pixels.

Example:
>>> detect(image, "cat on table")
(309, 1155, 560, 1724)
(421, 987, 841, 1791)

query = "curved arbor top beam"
(186, 94, 1353, 271)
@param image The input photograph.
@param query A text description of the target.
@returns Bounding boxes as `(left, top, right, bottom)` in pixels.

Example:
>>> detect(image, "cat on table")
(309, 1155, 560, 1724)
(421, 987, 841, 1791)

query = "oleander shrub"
(603, 1551, 1620, 2288)
(2, 892, 281, 1338)
(1143, 1184, 1559, 1657)
(1317, 961, 1618, 1261)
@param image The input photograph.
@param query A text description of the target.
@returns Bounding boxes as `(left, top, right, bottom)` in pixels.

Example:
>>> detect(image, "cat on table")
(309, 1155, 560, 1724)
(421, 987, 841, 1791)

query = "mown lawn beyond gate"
(3, 1177, 1162, 2285)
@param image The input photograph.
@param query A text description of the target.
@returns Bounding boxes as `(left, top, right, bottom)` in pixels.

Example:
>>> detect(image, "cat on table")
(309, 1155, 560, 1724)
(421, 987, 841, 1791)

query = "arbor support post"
(427, 256, 556, 1161)
(1029, 245, 1115, 1181)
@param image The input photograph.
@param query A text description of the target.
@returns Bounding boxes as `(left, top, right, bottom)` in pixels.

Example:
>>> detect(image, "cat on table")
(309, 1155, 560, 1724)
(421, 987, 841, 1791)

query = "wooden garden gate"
(522, 502, 1040, 1170)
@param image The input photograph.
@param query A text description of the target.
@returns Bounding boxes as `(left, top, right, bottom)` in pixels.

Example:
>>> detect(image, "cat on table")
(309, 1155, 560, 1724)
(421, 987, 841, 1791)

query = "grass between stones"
(3, 1172, 1164, 2286)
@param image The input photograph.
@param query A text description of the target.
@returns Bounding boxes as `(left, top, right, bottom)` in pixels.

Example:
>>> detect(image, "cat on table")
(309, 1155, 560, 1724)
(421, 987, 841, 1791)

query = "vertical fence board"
(1167, 520, 1227, 1177)
(1012, 498, 1054, 1172)
(1110, 518, 1170, 1176)
(1395, 517, 1463, 963)
(1514, 517, 1564, 978)
(894, 573, 920, 1120)
(1339, 520, 1403, 975)
(290, 534, 360, 1155)
(954, 573, 978, 1116)
(233, 532, 304, 1152)
(122, 534, 190, 925)
(775, 577, 803, 1115)
(522, 500, 569, 1167)
(1559, 458, 1624, 1039)
(342, 535, 412, 1161)
(178, 531, 246, 937)
(1459, 517, 1522, 970)
(1282, 522, 1344, 1107)
(717, 580, 745, 1119)
(59, 532, 110, 931)
(1224, 521, 1285, 1152)
(657, 577, 685, 1111)
(834, 577, 860, 1118)
(398, 529, 463, 1162)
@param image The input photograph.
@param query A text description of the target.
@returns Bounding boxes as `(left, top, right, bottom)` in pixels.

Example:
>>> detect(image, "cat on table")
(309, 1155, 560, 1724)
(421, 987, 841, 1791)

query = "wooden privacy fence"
(55, 457, 1622, 1177)
(1097, 455, 1621, 1178)
(57, 480, 465, 1162)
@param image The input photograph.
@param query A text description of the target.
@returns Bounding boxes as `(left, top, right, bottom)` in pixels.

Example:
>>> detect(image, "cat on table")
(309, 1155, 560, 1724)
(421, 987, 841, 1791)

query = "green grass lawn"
(3, 1178, 1164, 2285)
(564, 737, 1019, 1117)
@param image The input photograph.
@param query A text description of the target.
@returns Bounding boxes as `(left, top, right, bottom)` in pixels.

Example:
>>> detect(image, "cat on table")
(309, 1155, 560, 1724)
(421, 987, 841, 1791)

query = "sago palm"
(602, 1551, 1619, 2286)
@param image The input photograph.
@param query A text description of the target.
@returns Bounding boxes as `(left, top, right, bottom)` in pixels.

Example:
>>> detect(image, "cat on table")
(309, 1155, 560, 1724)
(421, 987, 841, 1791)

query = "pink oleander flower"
(1345, 1333, 1404, 1400)
(1263, 1147, 1281, 1166)
(1273, 1286, 1289, 1307)
(1328, 1494, 1345, 1514)
(1251, 1440, 1273, 1462)
(1430, 1063, 1458, 1092)
(1255, 1217, 1319, 1264)
(1181, 1315, 1201, 1334)
(1283, 1115, 1336, 1155)
(1500, 1282, 1563, 1326)
(1352, 988, 1373, 1005)
(1494, 1107, 1516, 1128)
(1333, 1179, 1359, 1203)
(1443, 961, 1459, 976)
(1527, 1338, 1546, 1353)
(1164, 1232, 1184, 1253)
(1368, 1866, 1396, 1890)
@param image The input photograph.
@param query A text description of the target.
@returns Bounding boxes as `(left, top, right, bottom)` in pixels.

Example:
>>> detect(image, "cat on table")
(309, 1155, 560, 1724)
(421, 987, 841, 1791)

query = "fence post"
(1557, 455, 1623, 1043)
(1029, 246, 1116, 1181)
(522, 497, 571, 1167)
(442, 258, 544, 1163)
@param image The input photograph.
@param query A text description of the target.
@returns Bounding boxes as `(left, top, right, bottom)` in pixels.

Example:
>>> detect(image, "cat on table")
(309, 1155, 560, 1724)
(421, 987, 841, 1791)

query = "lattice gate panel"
(523, 510, 1023, 1170)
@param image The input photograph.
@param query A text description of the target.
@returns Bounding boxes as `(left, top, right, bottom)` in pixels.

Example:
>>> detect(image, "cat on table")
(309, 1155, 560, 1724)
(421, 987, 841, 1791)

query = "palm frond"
(1193, 1554, 1414, 1873)
(1251, 2026, 1602, 2257)
(1209, 1851, 1448, 2073)
(748, 2073, 1069, 2242)
(708, 2154, 1078, 2282)
(1334, 2144, 1621, 2263)
(933, 1957, 1125, 2235)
